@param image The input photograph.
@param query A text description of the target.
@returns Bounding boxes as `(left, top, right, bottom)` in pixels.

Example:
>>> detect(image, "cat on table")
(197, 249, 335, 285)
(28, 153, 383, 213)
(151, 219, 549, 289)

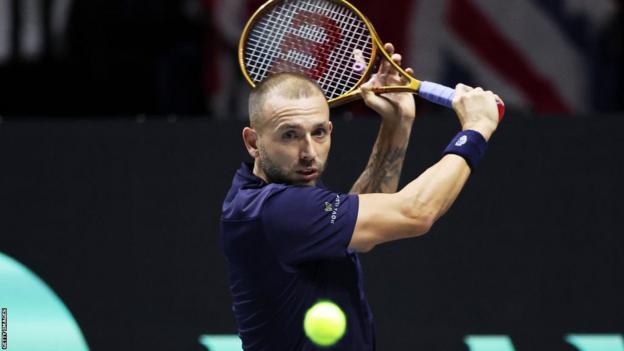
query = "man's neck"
(252, 161, 270, 184)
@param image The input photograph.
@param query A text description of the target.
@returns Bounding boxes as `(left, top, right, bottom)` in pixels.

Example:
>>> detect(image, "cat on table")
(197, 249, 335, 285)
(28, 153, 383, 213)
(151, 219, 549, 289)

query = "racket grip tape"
(419, 81, 505, 122)
(419, 81, 455, 109)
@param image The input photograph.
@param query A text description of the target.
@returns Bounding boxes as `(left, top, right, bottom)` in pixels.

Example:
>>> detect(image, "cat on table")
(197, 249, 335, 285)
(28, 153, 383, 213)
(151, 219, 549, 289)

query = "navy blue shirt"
(220, 163, 375, 351)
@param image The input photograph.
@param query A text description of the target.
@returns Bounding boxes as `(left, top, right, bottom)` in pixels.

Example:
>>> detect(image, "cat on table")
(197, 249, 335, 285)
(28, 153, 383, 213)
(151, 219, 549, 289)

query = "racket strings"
(243, 0, 374, 99)
(247, 4, 328, 82)
(301, 1, 366, 97)
(246, 3, 295, 82)
(319, 3, 370, 97)
(288, 0, 374, 95)
(254, 0, 371, 91)
(246, 2, 348, 75)
(309, 0, 361, 96)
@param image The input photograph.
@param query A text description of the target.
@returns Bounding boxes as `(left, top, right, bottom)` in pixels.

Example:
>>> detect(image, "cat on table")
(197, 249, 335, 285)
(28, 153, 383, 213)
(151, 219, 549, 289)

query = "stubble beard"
(257, 144, 325, 186)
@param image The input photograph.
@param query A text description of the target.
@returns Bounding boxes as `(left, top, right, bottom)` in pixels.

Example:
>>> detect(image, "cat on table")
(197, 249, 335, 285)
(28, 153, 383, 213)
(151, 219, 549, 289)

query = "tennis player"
(220, 43, 500, 350)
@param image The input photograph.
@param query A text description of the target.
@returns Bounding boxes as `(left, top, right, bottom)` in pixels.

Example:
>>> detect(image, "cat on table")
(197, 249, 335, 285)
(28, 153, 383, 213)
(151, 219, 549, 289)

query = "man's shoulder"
(221, 182, 290, 222)
(222, 182, 337, 222)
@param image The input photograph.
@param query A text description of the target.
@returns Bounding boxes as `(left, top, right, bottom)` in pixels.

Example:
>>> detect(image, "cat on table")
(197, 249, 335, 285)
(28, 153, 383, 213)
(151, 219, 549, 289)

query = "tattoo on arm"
(350, 143, 407, 194)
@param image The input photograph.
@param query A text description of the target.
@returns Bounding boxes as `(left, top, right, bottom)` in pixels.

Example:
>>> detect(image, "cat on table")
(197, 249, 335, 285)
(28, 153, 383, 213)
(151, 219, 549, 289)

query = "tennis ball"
(303, 300, 347, 347)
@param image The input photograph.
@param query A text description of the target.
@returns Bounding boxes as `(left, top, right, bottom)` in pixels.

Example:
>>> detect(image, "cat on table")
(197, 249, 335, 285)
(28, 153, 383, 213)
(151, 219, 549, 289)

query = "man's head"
(243, 73, 332, 186)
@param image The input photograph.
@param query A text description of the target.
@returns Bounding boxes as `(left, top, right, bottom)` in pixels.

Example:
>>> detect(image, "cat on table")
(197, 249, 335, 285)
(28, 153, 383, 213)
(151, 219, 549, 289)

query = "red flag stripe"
(448, 0, 572, 113)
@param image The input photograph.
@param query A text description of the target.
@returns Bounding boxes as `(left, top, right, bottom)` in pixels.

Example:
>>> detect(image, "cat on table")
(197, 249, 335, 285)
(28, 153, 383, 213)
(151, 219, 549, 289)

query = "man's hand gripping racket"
(238, 0, 505, 121)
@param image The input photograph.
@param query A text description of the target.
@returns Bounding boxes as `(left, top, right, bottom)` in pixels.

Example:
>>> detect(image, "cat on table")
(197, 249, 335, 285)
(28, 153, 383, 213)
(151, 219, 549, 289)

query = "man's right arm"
(349, 84, 500, 252)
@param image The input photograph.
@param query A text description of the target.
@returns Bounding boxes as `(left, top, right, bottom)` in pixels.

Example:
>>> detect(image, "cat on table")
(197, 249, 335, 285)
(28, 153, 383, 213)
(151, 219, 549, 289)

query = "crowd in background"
(0, 0, 622, 117)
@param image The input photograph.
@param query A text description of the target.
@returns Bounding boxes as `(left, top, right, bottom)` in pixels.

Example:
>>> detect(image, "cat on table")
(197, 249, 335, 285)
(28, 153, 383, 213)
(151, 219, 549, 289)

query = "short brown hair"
(248, 73, 325, 130)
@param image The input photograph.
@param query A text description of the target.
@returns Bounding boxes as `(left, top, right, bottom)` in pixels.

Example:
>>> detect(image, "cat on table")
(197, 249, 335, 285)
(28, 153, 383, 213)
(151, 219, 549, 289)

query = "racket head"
(238, 0, 383, 106)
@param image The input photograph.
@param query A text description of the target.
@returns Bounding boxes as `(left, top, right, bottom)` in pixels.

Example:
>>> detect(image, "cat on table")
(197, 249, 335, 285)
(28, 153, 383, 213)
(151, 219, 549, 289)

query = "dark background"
(1, 0, 623, 350)
(1, 114, 623, 350)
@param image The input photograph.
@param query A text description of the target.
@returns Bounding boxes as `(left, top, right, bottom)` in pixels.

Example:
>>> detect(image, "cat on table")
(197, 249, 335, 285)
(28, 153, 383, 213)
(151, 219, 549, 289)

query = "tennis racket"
(238, 0, 505, 120)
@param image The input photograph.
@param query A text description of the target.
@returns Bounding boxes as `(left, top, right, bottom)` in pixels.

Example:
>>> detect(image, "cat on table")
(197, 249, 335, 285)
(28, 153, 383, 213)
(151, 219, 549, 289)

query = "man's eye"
(313, 128, 327, 137)
(282, 131, 297, 140)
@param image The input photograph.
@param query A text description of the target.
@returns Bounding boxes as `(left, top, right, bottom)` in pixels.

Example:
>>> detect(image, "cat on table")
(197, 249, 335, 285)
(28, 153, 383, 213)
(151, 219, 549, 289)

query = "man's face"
(256, 92, 332, 186)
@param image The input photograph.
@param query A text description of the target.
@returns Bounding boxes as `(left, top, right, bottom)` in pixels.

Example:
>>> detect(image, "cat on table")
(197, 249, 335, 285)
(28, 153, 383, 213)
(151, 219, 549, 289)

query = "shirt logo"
(455, 135, 468, 147)
(324, 202, 333, 212)
(328, 195, 341, 224)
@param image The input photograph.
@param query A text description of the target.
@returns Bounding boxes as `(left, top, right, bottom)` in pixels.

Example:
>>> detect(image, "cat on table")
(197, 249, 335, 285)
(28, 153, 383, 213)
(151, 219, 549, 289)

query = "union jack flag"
(205, 0, 621, 115)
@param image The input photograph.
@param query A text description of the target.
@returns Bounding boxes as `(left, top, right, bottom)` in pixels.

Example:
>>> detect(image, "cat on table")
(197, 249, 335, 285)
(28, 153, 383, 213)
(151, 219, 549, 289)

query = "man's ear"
(328, 121, 333, 135)
(242, 127, 260, 159)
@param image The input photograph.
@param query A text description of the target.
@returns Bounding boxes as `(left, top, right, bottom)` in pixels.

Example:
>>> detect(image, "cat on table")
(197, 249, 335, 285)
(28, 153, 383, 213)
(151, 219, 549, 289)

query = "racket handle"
(419, 81, 505, 122)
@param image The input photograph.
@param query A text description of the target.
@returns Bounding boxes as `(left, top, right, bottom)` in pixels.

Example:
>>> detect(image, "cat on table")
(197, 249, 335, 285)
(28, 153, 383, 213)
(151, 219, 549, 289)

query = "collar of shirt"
(235, 162, 327, 189)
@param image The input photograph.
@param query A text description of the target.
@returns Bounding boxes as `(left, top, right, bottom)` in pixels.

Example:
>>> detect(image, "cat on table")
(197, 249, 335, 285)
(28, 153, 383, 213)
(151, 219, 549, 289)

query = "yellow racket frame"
(238, 0, 422, 107)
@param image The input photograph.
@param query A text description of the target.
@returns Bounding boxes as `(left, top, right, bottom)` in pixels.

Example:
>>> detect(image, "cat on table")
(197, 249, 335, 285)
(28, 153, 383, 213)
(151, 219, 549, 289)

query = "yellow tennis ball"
(303, 300, 347, 347)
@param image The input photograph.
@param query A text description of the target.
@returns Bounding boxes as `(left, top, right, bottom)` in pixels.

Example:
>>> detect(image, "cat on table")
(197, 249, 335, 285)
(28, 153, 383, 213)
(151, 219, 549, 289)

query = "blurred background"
(0, 0, 623, 350)
(0, 0, 623, 116)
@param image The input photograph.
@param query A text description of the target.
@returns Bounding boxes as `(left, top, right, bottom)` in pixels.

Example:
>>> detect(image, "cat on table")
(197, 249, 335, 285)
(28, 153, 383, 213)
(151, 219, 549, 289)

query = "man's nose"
(300, 134, 317, 160)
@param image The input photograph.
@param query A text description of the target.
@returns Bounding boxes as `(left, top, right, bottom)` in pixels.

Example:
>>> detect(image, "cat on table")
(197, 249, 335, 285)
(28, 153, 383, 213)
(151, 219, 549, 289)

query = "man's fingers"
(378, 43, 396, 75)
(400, 67, 414, 84)
(454, 83, 474, 102)
(391, 53, 402, 66)
(380, 55, 404, 82)
(391, 54, 403, 73)
(360, 83, 387, 110)
(384, 42, 395, 55)
(390, 53, 403, 80)
(455, 83, 473, 93)
(378, 43, 414, 86)
(362, 74, 381, 89)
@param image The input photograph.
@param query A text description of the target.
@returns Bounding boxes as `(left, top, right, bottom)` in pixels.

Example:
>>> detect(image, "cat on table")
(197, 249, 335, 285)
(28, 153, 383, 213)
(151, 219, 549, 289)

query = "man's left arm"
(350, 43, 416, 194)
